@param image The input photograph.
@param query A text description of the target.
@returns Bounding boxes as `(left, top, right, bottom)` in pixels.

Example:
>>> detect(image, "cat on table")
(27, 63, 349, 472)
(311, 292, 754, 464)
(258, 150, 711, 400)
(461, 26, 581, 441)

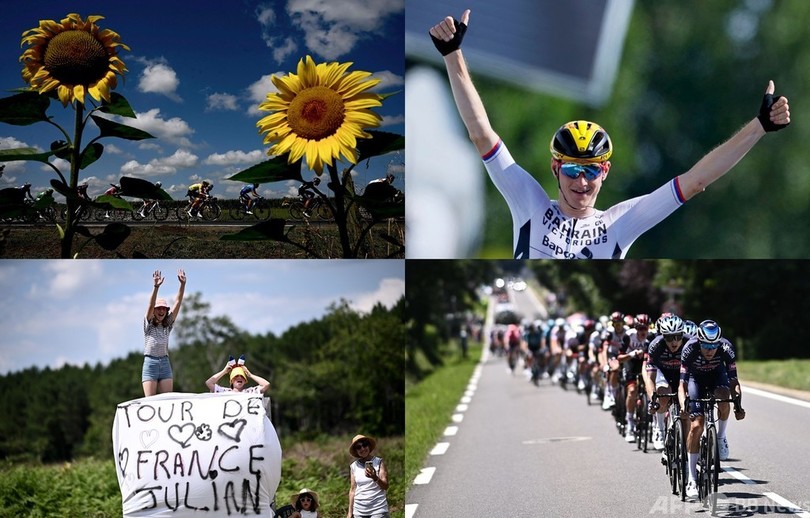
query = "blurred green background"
(410, 1, 810, 258)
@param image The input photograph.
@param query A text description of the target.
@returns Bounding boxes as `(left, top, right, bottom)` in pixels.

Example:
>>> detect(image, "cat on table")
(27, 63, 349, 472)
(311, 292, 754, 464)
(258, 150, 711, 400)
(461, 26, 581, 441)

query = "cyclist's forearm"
(443, 50, 499, 155)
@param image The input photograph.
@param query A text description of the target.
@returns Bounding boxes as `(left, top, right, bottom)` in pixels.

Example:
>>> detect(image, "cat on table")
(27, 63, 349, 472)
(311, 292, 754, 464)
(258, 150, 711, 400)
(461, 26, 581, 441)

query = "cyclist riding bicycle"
(644, 314, 690, 451)
(678, 320, 745, 500)
(239, 183, 261, 214)
(102, 183, 122, 219)
(186, 180, 211, 218)
(298, 177, 321, 218)
(601, 311, 630, 410)
(137, 181, 163, 218)
(620, 314, 652, 442)
(524, 322, 545, 385)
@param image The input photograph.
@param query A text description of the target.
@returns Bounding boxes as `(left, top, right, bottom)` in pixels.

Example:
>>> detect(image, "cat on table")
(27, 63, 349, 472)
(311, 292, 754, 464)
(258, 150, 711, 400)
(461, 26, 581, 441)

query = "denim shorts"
(355, 514, 390, 518)
(142, 355, 173, 382)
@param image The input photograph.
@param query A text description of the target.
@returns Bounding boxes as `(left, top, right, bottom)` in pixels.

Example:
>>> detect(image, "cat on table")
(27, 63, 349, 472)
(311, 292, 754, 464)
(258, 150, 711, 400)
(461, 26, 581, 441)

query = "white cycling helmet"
(682, 320, 698, 336)
(656, 314, 684, 335)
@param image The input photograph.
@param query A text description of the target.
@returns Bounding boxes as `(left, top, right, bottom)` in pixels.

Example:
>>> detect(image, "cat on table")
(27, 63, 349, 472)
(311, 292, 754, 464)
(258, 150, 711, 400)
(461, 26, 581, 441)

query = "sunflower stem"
(60, 102, 85, 259)
(327, 163, 352, 258)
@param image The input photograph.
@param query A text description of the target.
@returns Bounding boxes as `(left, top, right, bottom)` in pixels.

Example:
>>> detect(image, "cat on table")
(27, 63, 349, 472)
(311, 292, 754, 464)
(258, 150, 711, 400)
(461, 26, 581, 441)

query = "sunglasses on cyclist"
(559, 162, 604, 181)
(664, 333, 683, 342)
(700, 342, 720, 350)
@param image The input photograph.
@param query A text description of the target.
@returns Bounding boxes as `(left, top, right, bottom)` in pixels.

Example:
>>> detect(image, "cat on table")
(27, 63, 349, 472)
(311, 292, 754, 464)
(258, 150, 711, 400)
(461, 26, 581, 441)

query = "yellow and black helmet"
(550, 120, 612, 164)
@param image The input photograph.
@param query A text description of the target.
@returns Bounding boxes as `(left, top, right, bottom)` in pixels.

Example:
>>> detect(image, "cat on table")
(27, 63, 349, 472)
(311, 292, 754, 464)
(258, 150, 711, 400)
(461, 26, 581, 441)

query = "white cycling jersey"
(483, 140, 686, 259)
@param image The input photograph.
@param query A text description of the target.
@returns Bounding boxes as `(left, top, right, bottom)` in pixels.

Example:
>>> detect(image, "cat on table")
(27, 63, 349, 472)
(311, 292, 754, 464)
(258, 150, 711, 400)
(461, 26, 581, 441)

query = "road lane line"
(722, 466, 756, 484)
(405, 504, 418, 518)
(763, 492, 810, 517)
(430, 442, 450, 455)
(451, 413, 464, 423)
(413, 467, 436, 485)
(743, 386, 810, 409)
(444, 425, 458, 436)
(456, 403, 468, 412)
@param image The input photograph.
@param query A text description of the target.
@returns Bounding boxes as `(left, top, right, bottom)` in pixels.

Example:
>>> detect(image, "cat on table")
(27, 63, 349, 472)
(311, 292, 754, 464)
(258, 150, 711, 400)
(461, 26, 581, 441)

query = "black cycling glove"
(430, 19, 467, 56)
(757, 92, 789, 132)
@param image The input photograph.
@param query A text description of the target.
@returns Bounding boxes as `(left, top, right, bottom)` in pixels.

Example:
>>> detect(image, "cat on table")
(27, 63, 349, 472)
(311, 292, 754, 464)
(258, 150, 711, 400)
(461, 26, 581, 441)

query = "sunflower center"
(287, 86, 345, 140)
(44, 30, 109, 85)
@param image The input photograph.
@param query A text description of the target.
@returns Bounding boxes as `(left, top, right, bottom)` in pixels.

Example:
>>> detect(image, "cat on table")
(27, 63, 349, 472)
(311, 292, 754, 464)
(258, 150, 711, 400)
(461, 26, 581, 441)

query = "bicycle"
(231, 196, 271, 221)
(283, 196, 331, 220)
(686, 394, 742, 508)
(633, 373, 653, 452)
(177, 195, 221, 222)
(132, 199, 169, 221)
(652, 391, 686, 499)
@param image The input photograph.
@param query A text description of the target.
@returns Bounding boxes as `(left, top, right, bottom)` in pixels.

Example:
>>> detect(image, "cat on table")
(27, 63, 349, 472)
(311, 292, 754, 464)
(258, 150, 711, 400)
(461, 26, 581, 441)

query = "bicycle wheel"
(315, 200, 331, 220)
(675, 418, 687, 501)
(153, 205, 169, 221)
(176, 206, 191, 222)
(289, 203, 304, 220)
(254, 206, 270, 220)
(203, 202, 221, 221)
(639, 393, 649, 452)
(706, 425, 719, 499)
(231, 207, 246, 220)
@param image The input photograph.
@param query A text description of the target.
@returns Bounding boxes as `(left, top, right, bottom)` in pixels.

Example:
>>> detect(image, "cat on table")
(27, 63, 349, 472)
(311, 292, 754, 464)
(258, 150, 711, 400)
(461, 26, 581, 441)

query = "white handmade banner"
(112, 392, 281, 517)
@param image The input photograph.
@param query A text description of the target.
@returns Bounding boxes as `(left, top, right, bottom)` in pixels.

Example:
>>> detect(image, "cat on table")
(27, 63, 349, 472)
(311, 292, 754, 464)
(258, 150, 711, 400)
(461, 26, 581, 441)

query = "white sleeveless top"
(350, 457, 388, 515)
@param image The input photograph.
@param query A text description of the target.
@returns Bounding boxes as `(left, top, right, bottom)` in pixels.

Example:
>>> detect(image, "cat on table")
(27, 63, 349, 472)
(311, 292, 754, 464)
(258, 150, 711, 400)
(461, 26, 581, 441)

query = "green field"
(737, 359, 810, 393)
(0, 434, 404, 518)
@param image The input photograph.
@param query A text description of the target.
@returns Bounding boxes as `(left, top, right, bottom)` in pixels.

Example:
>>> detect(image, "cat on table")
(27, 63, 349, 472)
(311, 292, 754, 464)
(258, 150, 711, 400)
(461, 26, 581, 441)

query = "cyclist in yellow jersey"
(186, 180, 210, 218)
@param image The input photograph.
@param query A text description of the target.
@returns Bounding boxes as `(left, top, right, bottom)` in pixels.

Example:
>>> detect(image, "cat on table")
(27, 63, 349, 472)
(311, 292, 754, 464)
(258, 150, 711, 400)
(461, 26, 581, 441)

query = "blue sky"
(0, 259, 405, 375)
(0, 0, 404, 201)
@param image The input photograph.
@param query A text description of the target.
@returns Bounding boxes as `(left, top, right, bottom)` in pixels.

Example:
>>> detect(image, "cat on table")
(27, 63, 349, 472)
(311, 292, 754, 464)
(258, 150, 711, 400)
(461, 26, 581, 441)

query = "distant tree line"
(0, 294, 404, 463)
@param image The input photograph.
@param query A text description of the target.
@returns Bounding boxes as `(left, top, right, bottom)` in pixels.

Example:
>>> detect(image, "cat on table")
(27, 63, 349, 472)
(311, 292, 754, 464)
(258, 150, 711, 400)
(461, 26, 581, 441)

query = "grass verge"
(737, 359, 810, 393)
(405, 342, 482, 488)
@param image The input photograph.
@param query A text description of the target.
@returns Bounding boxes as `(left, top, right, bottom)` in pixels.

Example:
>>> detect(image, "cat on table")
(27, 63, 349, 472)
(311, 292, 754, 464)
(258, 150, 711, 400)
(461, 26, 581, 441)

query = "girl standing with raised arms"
(142, 269, 186, 396)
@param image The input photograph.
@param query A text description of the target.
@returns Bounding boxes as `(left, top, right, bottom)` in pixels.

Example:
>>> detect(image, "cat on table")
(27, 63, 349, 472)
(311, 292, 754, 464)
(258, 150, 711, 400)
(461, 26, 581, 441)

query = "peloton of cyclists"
(678, 320, 745, 500)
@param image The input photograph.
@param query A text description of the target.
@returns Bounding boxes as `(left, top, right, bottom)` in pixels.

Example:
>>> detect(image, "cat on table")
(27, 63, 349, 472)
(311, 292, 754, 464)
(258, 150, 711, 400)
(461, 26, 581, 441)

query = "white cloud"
(0, 136, 30, 150)
(371, 70, 404, 91)
(271, 37, 298, 64)
(121, 149, 199, 177)
(287, 0, 404, 59)
(105, 109, 194, 148)
(44, 261, 104, 299)
(256, 5, 299, 64)
(139, 63, 182, 102)
(351, 277, 405, 313)
(104, 143, 126, 155)
(245, 74, 278, 116)
(381, 114, 404, 127)
(206, 93, 240, 112)
(0, 136, 35, 175)
(204, 150, 265, 166)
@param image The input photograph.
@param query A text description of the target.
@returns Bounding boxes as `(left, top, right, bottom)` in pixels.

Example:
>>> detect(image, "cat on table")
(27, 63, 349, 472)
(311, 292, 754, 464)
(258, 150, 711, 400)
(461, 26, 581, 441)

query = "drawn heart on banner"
(168, 423, 196, 448)
(140, 429, 158, 449)
(118, 448, 129, 476)
(218, 419, 247, 443)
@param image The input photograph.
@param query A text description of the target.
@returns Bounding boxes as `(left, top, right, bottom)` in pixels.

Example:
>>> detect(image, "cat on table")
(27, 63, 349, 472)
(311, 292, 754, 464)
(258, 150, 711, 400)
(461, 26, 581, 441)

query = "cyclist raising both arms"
(678, 320, 745, 500)
(429, 9, 791, 259)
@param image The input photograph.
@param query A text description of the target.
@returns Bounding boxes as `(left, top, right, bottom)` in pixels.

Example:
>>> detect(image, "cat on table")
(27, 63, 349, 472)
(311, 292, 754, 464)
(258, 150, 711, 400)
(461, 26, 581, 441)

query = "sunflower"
(257, 55, 383, 175)
(19, 13, 129, 106)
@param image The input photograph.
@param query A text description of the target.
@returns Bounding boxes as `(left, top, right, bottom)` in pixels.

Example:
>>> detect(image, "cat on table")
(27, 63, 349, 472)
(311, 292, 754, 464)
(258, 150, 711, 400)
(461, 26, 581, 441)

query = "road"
(406, 286, 810, 518)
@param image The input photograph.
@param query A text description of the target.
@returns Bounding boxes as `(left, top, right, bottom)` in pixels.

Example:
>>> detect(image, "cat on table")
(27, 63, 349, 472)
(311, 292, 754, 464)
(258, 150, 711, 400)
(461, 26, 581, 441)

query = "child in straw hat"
(142, 269, 186, 397)
(290, 488, 320, 518)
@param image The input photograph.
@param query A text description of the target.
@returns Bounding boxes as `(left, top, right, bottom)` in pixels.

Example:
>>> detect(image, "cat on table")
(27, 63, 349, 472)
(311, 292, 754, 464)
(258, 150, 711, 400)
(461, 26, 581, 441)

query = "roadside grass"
(0, 434, 404, 518)
(405, 341, 482, 488)
(737, 359, 810, 392)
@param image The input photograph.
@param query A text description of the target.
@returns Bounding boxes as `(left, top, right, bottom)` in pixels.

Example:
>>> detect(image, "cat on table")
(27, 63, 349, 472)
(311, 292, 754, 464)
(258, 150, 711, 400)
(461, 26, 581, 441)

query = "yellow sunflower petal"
(258, 95, 290, 112)
(272, 74, 302, 98)
(339, 78, 381, 99)
(73, 84, 86, 104)
(343, 97, 384, 110)
(289, 137, 308, 163)
(271, 132, 298, 155)
(57, 85, 72, 106)
(298, 56, 318, 88)
(344, 109, 383, 127)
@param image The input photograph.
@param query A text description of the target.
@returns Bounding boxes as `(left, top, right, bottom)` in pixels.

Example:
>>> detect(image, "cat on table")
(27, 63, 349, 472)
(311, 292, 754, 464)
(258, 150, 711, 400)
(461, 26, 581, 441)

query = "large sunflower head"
(19, 13, 130, 106)
(257, 55, 383, 175)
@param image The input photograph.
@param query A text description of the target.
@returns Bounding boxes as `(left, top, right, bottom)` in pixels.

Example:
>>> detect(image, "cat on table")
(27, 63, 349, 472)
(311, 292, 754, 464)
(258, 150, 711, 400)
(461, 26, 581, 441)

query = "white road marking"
(456, 403, 468, 412)
(413, 467, 436, 485)
(743, 386, 810, 409)
(451, 413, 464, 423)
(430, 442, 450, 455)
(405, 504, 418, 518)
(722, 466, 756, 484)
(522, 436, 592, 445)
(763, 492, 810, 517)
(444, 425, 458, 436)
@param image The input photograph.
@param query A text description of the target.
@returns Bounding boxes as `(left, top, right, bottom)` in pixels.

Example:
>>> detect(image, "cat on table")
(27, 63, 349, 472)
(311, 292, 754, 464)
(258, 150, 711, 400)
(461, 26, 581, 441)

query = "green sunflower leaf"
(220, 219, 290, 241)
(99, 92, 137, 118)
(95, 194, 133, 211)
(90, 115, 155, 141)
(353, 194, 405, 220)
(80, 143, 104, 170)
(227, 156, 303, 184)
(0, 91, 50, 126)
(94, 222, 131, 250)
(51, 141, 72, 160)
(0, 147, 60, 164)
(119, 176, 172, 201)
(357, 131, 404, 161)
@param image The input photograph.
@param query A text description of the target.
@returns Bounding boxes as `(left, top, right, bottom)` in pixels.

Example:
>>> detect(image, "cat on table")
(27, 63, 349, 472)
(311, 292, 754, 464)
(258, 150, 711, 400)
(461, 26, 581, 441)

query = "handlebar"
(684, 395, 744, 413)
(650, 392, 678, 412)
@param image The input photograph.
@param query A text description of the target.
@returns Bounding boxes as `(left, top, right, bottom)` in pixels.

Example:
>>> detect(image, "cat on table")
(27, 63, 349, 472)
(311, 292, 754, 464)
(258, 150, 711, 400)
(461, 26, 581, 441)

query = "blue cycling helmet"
(697, 320, 722, 343)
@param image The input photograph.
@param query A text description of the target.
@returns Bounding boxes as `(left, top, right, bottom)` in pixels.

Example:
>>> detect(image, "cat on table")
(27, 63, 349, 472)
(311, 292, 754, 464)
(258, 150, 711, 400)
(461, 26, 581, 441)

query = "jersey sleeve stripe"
(672, 177, 687, 204)
(481, 140, 503, 162)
